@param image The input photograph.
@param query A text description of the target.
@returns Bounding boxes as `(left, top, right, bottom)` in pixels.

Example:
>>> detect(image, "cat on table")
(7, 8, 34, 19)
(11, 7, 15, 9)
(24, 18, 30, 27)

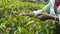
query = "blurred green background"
(0, 0, 55, 34)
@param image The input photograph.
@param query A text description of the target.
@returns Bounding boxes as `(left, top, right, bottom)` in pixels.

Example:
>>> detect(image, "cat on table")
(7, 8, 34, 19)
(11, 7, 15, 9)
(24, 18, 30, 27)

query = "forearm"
(49, 15, 59, 21)
(36, 13, 59, 21)
(43, 14, 59, 21)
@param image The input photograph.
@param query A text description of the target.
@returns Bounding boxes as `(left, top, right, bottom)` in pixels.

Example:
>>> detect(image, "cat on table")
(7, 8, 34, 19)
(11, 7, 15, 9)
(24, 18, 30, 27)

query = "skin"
(19, 12, 59, 21)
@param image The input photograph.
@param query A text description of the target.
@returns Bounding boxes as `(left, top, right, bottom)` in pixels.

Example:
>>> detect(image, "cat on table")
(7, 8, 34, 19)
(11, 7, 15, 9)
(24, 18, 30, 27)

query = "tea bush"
(0, 0, 55, 34)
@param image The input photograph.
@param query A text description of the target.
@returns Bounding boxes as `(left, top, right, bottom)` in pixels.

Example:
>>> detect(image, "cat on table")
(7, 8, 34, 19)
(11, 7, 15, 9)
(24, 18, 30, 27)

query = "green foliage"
(0, 0, 55, 34)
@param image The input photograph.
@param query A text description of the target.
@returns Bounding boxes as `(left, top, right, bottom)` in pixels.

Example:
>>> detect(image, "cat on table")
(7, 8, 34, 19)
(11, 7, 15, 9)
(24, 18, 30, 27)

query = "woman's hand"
(19, 12, 34, 17)
(19, 13, 27, 16)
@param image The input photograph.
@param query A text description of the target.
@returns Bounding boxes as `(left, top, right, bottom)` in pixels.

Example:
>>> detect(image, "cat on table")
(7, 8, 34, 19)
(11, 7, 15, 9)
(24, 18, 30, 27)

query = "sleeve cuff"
(58, 15, 60, 25)
(33, 10, 42, 16)
(59, 15, 60, 22)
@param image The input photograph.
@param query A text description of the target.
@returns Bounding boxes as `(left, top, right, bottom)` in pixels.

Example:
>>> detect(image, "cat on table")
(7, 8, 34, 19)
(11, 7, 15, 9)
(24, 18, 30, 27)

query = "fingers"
(19, 11, 35, 16)
(19, 13, 27, 16)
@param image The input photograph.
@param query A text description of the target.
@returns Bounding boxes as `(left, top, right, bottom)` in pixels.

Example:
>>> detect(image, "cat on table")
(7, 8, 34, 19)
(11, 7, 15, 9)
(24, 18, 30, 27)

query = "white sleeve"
(58, 15, 60, 25)
(33, 10, 42, 16)
(33, 0, 50, 16)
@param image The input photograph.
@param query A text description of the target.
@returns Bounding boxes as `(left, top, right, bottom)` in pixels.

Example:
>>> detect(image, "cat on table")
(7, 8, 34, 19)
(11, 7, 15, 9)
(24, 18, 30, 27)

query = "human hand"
(19, 12, 34, 17)
(19, 13, 27, 16)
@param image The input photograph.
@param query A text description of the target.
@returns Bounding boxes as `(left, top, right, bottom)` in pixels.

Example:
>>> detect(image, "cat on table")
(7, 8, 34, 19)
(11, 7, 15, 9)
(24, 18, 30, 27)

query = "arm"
(19, 12, 59, 21)
(36, 13, 59, 21)
(47, 14, 59, 21)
